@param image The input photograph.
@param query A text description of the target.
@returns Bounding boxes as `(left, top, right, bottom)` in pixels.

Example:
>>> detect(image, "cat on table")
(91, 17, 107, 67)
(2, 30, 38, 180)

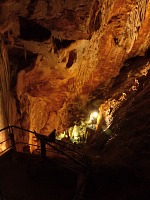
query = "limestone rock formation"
(1, 0, 149, 134)
(0, 0, 150, 199)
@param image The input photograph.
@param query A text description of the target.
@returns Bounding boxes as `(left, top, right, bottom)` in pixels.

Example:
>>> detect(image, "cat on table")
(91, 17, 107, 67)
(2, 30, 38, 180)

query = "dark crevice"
(27, 0, 38, 18)
(145, 48, 150, 57)
(19, 17, 51, 42)
(89, 0, 101, 33)
(94, 11, 101, 31)
(8, 48, 38, 89)
(114, 37, 119, 45)
(66, 49, 77, 68)
(53, 38, 75, 53)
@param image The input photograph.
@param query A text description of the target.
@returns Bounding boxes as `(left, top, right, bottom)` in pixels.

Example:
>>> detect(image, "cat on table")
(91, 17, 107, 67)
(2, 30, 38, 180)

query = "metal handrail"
(46, 141, 88, 169)
(0, 125, 89, 169)
(0, 125, 90, 200)
(0, 126, 10, 132)
(54, 140, 88, 165)
(0, 137, 11, 144)
(0, 145, 13, 155)
(55, 139, 84, 156)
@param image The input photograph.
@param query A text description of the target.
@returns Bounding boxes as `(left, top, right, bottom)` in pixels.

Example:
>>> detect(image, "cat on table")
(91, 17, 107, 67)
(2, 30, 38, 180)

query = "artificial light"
(91, 111, 98, 119)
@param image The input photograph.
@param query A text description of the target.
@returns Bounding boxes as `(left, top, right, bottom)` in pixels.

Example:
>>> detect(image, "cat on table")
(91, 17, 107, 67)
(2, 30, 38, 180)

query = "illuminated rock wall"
(0, 38, 10, 151)
(0, 0, 150, 138)
(0, 97, 6, 151)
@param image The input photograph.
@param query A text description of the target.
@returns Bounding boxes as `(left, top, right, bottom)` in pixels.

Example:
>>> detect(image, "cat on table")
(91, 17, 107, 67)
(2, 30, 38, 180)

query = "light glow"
(91, 111, 99, 119)
(88, 111, 99, 124)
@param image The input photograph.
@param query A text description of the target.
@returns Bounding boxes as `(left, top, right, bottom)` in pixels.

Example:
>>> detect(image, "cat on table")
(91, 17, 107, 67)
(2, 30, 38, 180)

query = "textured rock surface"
(0, 0, 150, 199)
(0, 0, 149, 131)
(85, 56, 150, 200)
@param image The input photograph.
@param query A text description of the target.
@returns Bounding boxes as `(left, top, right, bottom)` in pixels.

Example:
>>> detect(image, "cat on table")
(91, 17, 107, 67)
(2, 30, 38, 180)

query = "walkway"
(0, 150, 77, 200)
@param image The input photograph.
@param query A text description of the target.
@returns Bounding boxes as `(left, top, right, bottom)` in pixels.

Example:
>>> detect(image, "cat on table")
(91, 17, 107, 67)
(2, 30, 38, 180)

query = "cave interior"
(0, 0, 150, 200)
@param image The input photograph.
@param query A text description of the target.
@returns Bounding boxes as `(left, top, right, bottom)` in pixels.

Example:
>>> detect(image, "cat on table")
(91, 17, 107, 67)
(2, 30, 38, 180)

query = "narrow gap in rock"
(66, 49, 77, 68)
(94, 11, 101, 31)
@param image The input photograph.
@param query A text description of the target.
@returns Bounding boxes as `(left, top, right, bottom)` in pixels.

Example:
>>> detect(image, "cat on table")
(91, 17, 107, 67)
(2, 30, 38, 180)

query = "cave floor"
(0, 148, 150, 200)
(0, 150, 77, 200)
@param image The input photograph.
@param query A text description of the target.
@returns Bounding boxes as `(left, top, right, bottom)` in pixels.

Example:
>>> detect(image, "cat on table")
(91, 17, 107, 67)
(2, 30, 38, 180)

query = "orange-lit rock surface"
(0, 0, 150, 134)
(0, 1, 150, 199)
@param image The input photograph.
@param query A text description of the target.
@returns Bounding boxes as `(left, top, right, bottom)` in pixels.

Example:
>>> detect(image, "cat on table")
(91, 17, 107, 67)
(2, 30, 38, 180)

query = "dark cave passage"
(19, 17, 51, 42)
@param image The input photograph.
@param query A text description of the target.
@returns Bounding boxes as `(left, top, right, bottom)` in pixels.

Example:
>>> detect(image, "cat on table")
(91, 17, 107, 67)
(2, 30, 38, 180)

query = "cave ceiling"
(0, 0, 150, 133)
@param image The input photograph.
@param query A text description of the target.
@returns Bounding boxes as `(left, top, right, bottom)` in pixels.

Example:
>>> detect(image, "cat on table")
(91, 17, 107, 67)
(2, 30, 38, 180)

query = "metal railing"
(0, 125, 89, 169)
(0, 125, 90, 200)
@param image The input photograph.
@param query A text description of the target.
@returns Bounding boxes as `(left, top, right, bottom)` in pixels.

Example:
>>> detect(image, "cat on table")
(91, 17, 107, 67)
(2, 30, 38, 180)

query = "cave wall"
(85, 56, 150, 200)
(0, 0, 150, 135)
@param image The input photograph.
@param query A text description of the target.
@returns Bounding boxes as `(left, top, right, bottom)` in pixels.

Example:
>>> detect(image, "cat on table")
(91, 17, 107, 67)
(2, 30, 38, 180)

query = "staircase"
(0, 125, 90, 200)
(0, 149, 78, 200)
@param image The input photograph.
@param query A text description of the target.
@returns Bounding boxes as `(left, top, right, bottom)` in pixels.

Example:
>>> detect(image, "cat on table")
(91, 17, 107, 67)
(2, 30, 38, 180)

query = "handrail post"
(40, 139, 46, 158)
(9, 127, 16, 151)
